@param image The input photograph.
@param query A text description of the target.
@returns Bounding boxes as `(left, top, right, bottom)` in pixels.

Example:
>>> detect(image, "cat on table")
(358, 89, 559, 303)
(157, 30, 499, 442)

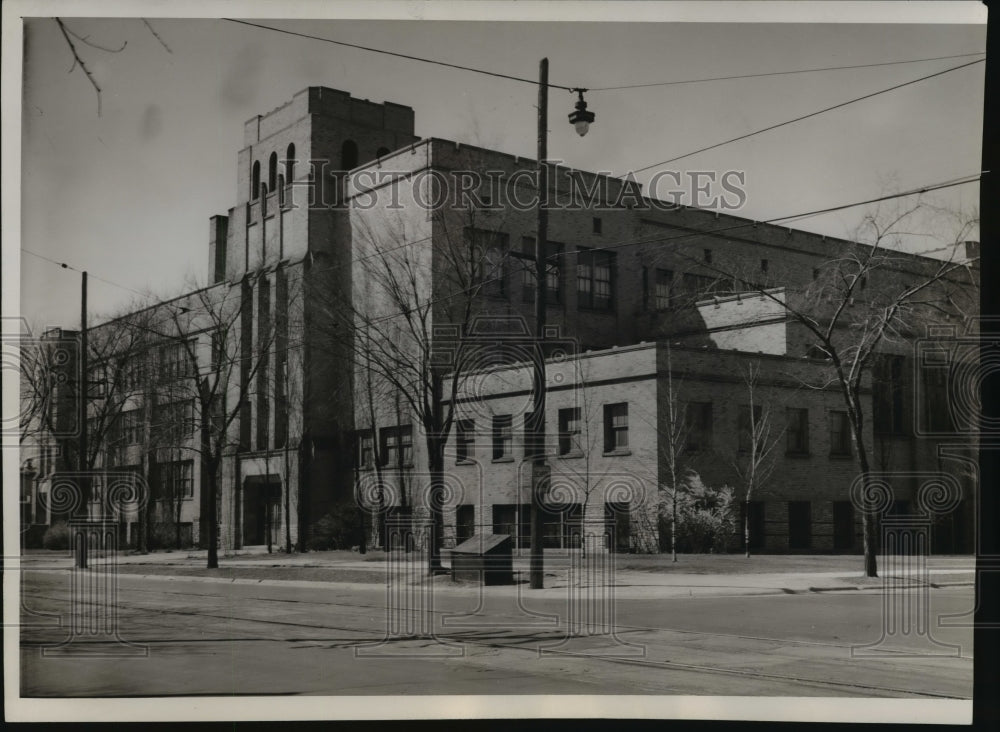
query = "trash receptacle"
(450, 534, 513, 585)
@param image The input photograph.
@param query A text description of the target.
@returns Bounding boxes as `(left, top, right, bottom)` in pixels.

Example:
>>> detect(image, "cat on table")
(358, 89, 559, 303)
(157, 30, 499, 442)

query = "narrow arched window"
(268, 152, 278, 192)
(376, 146, 390, 158)
(285, 143, 296, 184)
(341, 140, 358, 170)
(251, 161, 261, 200)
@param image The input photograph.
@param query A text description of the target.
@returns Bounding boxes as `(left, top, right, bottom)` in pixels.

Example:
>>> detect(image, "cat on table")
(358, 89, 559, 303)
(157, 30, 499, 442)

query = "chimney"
(963, 240, 980, 262)
(209, 215, 229, 283)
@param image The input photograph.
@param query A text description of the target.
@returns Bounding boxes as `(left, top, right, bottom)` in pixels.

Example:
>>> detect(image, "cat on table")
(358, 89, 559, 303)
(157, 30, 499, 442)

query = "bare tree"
(129, 275, 278, 568)
(309, 195, 519, 572)
(729, 361, 783, 558)
(661, 345, 690, 562)
(53, 18, 171, 116)
(691, 198, 978, 575)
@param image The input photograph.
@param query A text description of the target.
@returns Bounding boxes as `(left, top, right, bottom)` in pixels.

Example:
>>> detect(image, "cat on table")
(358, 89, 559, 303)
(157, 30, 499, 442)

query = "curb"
(104, 571, 975, 597)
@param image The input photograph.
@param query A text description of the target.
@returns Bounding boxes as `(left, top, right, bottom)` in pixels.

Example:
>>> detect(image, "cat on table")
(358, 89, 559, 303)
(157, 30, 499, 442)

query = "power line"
(222, 18, 577, 92)
(20, 248, 146, 297)
(533, 172, 984, 265)
(65, 171, 981, 409)
(45, 171, 984, 337)
(222, 16, 983, 101)
(591, 51, 985, 91)
(628, 58, 985, 174)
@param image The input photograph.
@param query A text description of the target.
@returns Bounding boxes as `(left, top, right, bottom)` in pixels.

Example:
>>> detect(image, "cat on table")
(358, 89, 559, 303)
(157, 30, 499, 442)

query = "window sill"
(602, 449, 632, 457)
(557, 452, 584, 460)
(491, 457, 515, 464)
(455, 459, 476, 466)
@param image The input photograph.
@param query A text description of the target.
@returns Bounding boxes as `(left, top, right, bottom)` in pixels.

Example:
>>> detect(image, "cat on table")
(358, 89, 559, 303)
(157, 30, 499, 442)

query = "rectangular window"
(920, 362, 953, 433)
(788, 501, 811, 550)
(603, 403, 629, 452)
(153, 400, 195, 443)
(558, 407, 582, 456)
(833, 501, 854, 551)
(654, 268, 673, 310)
(158, 341, 194, 382)
(492, 415, 513, 460)
(112, 409, 143, 446)
(382, 425, 414, 467)
(123, 357, 148, 392)
(521, 238, 562, 305)
(357, 430, 374, 469)
(760, 259, 769, 274)
(467, 228, 509, 298)
(492, 504, 518, 541)
(255, 276, 271, 451)
(577, 248, 615, 310)
(737, 404, 763, 453)
(593, 217, 602, 234)
(874, 354, 906, 435)
(685, 401, 713, 452)
(455, 504, 475, 545)
(456, 419, 475, 463)
(786, 407, 810, 454)
(160, 460, 194, 499)
(210, 330, 224, 371)
(704, 248, 713, 263)
(740, 500, 766, 551)
(829, 410, 852, 456)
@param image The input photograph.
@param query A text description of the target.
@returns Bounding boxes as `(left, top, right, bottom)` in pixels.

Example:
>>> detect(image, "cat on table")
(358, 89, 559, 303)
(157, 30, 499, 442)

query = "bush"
(42, 521, 70, 550)
(659, 472, 738, 554)
(307, 509, 366, 551)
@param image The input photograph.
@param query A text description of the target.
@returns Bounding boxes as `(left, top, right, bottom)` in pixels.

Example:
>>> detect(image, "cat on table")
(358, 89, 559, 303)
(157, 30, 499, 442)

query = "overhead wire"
(222, 18, 576, 91)
(626, 58, 985, 174)
(590, 51, 985, 91)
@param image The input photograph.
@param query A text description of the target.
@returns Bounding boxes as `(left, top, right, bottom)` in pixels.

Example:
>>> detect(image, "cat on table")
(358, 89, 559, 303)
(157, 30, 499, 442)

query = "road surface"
(19, 569, 973, 698)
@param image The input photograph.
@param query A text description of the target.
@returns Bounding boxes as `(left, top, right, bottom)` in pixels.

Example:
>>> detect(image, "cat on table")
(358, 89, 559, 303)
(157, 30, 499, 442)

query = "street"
(19, 566, 973, 698)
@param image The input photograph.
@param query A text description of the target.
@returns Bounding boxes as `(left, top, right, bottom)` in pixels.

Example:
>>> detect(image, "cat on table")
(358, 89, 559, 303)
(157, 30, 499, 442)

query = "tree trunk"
(671, 487, 677, 563)
(848, 400, 878, 578)
(745, 498, 751, 559)
(206, 464, 219, 569)
(858, 451, 880, 578)
(427, 444, 445, 574)
(175, 496, 182, 549)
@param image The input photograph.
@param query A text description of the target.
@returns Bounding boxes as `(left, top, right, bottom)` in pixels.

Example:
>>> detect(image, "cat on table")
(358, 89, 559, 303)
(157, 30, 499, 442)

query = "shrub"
(307, 509, 367, 551)
(659, 471, 738, 553)
(42, 521, 70, 550)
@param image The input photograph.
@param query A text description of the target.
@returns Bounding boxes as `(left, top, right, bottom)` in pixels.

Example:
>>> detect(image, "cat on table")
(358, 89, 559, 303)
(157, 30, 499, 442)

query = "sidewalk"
(18, 549, 976, 600)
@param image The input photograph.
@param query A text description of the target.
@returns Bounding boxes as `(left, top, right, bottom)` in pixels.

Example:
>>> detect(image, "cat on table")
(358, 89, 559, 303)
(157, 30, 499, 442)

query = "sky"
(12, 3, 987, 330)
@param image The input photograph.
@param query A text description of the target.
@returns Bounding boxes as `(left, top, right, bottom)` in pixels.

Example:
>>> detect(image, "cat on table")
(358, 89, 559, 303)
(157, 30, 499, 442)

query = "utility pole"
(75, 270, 89, 569)
(284, 360, 292, 554)
(529, 58, 549, 590)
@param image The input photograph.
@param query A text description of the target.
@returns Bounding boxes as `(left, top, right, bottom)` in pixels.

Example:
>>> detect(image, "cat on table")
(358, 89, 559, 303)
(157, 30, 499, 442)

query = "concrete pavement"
(16, 549, 976, 600)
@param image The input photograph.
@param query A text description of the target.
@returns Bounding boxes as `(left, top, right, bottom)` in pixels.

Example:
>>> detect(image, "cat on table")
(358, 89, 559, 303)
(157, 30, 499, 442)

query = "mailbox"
(450, 534, 514, 586)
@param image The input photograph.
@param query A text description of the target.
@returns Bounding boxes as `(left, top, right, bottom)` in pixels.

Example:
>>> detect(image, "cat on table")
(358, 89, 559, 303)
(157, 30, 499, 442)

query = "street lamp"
(529, 62, 595, 590)
(568, 89, 595, 137)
